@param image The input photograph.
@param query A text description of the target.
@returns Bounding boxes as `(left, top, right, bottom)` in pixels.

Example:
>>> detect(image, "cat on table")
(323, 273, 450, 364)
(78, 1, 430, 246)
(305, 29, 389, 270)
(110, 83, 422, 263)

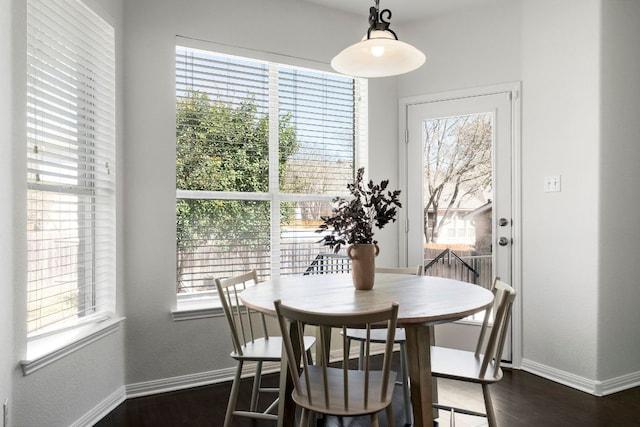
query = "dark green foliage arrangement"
(317, 167, 402, 253)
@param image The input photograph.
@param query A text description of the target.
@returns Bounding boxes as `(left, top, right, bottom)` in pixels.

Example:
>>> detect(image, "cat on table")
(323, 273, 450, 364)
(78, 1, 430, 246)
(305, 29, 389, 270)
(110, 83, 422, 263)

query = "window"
(26, 0, 116, 338)
(175, 44, 367, 303)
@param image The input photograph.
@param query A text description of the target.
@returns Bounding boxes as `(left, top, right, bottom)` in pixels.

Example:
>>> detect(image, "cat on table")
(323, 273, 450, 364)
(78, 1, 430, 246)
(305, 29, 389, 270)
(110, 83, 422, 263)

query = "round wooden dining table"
(240, 272, 494, 427)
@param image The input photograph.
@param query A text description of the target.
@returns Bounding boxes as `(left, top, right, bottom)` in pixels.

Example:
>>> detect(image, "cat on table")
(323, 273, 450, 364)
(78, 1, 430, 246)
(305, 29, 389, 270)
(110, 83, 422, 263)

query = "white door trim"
(398, 82, 523, 369)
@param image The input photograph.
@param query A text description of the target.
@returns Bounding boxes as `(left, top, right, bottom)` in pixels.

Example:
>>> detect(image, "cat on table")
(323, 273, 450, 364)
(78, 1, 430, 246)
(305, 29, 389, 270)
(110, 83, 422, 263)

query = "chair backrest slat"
(296, 319, 313, 405)
(341, 328, 349, 409)
(363, 325, 371, 408)
(319, 325, 330, 408)
(381, 319, 397, 397)
(475, 277, 516, 378)
(229, 286, 249, 345)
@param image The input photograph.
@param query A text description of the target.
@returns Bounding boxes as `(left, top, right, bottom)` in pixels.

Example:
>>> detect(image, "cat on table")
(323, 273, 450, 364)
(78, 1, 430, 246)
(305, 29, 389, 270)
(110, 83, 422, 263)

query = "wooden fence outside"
(177, 243, 493, 293)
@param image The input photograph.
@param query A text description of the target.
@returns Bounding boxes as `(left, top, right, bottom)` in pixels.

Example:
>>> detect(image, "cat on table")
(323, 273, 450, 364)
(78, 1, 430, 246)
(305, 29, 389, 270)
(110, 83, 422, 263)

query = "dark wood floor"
(96, 353, 640, 426)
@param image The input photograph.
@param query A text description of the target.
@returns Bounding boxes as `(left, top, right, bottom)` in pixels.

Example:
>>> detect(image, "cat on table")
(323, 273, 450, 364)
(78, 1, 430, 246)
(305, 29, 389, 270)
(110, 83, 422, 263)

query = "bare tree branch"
(422, 114, 492, 243)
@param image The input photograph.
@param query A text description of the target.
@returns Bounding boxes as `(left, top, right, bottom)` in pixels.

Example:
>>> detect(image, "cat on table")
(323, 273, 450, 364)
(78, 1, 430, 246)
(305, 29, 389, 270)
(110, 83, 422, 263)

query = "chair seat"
(430, 346, 503, 384)
(231, 336, 315, 362)
(293, 365, 397, 417)
(345, 327, 406, 343)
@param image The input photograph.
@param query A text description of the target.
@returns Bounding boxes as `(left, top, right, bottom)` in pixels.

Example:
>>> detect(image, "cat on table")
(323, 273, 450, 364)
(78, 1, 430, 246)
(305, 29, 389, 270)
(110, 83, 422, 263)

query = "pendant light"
(331, 0, 426, 78)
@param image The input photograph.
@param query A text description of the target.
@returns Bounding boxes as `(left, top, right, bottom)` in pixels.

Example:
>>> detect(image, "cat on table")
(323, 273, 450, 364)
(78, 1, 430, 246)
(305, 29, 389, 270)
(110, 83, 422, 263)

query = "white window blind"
(26, 0, 116, 336)
(278, 66, 360, 194)
(176, 45, 367, 296)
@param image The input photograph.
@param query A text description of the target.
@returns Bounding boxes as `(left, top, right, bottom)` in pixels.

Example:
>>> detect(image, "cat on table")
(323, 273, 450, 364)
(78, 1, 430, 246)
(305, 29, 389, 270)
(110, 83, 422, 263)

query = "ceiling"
(302, 0, 504, 24)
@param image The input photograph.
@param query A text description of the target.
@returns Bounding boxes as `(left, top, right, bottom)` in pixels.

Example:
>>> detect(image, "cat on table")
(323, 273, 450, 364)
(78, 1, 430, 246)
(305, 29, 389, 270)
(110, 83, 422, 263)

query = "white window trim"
(173, 290, 223, 321)
(172, 277, 262, 321)
(21, 316, 125, 375)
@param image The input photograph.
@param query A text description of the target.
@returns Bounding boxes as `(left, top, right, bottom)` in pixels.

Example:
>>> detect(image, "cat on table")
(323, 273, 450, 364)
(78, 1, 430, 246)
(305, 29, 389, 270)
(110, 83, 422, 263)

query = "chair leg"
(385, 404, 395, 427)
(300, 407, 309, 427)
(399, 342, 412, 425)
(371, 412, 380, 427)
(250, 360, 263, 411)
(358, 341, 365, 370)
(482, 383, 497, 427)
(450, 408, 456, 427)
(223, 361, 243, 427)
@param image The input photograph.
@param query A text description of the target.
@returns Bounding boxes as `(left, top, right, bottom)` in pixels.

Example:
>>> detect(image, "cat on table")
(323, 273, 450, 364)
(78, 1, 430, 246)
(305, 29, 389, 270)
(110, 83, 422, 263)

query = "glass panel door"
(405, 91, 513, 356)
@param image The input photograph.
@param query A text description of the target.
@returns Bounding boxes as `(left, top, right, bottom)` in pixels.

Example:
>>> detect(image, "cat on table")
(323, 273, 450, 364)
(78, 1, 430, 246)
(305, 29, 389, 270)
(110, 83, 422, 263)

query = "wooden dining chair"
(215, 270, 315, 427)
(275, 299, 399, 427)
(430, 278, 516, 427)
(344, 265, 423, 425)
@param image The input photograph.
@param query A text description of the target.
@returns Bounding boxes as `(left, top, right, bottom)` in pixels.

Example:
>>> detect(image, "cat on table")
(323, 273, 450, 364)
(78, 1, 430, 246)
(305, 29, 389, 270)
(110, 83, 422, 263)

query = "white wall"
(520, 0, 602, 382)
(398, 0, 522, 98)
(368, 77, 402, 267)
(9, 0, 127, 425)
(1, 0, 14, 422)
(598, 0, 640, 383)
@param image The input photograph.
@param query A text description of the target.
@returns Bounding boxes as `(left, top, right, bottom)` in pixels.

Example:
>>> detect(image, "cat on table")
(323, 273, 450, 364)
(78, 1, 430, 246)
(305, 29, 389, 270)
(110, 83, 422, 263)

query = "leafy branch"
(317, 167, 402, 252)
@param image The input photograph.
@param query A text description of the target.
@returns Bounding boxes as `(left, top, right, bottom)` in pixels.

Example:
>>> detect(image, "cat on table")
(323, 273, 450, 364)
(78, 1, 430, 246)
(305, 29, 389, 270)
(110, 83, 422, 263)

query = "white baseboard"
(125, 361, 282, 398)
(82, 343, 388, 425)
(595, 370, 640, 396)
(521, 358, 640, 396)
(70, 386, 126, 427)
(124, 342, 388, 399)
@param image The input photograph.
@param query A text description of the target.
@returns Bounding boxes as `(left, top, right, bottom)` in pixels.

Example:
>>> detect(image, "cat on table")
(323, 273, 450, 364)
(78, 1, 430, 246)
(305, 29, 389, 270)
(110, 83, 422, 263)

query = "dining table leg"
(404, 323, 434, 427)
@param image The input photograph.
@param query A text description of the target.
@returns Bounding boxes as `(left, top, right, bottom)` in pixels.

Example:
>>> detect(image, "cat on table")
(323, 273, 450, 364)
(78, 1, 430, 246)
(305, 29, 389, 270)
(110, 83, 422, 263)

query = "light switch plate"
(544, 175, 561, 192)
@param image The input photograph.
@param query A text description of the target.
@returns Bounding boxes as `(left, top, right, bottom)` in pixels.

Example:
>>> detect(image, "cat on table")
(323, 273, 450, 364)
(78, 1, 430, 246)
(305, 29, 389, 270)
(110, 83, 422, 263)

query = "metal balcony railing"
(303, 253, 350, 275)
(424, 248, 492, 288)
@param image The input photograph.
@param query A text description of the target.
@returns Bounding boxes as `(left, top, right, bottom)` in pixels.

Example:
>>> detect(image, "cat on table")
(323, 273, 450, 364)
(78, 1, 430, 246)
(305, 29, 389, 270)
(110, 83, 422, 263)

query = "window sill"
(172, 298, 223, 321)
(21, 316, 125, 376)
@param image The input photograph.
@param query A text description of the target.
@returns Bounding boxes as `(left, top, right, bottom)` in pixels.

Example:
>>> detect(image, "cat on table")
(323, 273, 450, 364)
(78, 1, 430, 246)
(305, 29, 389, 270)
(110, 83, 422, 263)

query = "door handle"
(498, 237, 510, 246)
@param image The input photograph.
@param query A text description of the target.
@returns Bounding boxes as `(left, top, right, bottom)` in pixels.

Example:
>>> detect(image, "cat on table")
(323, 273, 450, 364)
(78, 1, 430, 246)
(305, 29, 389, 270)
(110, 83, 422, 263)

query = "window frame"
(173, 38, 368, 319)
(22, 0, 119, 372)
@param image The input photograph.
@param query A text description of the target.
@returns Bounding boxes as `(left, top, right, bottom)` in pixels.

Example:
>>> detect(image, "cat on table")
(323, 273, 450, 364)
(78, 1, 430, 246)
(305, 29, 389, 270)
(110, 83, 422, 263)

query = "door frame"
(398, 82, 522, 369)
